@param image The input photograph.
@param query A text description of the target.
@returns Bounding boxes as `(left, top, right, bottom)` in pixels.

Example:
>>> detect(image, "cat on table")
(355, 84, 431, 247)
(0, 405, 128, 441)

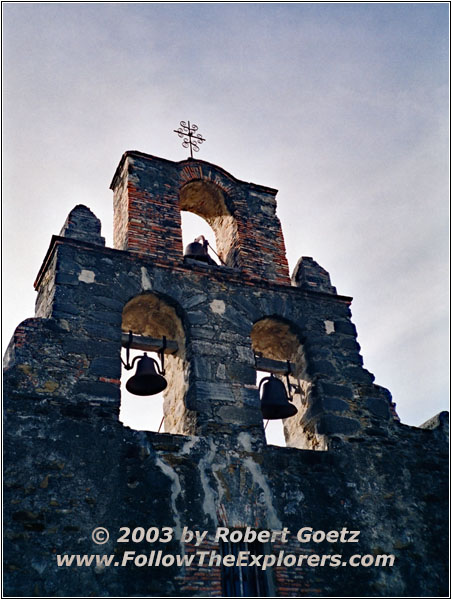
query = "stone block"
(57, 257, 83, 273)
(55, 272, 79, 285)
(89, 357, 121, 379)
(183, 293, 208, 309)
(89, 311, 123, 327)
(218, 405, 262, 426)
(365, 397, 391, 419)
(187, 310, 209, 326)
(222, 306, 253, 333)
(317, 415, 361, 435)
(52, 301, 80, 317)
(189, 357, 212, 380)
(308, 360, 337, 377)
(323, 397, 349, 413)
(340, 337, 361, 351)
(342, 367, 375, 383)
(334, 321, 357, 336)
(291, 257, 337, 294)
(73, 380, 120, 399)
(81, 321, 121, 341)
(190, 381, 235, 403)
(92, 295, 124, 311)
(59, 205, 105, 246)
(419, 411, 449, 432)
(225, 362, 256, 384)
(319, 382, 353, 399)
(341, 351, 364, 366)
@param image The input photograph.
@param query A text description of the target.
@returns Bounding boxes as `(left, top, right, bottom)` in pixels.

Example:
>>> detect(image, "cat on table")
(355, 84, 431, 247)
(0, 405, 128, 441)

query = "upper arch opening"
(179, 180, 238, 267)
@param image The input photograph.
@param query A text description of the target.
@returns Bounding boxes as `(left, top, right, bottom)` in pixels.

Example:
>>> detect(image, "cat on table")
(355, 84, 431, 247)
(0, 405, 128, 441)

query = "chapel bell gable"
(110, 151, 291, 285)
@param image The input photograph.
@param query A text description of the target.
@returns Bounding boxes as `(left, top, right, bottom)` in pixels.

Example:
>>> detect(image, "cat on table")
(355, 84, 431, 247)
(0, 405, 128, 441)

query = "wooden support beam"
(121, 332, 178, 354)
(120, 337, 295, 375)
(254, 356, 296, 375)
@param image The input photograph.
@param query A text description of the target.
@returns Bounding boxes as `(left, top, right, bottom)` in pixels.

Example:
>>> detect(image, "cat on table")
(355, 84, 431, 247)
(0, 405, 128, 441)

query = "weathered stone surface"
(343, 366, 375, 383)
(317, 414, 362, 435)
(308, 359, 338, 377)
(112, 152, 290, 285)
(319, 381, 354, 399)
(334, 320, 358, 336)
(322, 396, 349, 412)
(419, 410, 449, 431)
(366, 397, 391, 419)
(291, 256, 337, 294)
(218, 405, 263, 426)
(3, 403, 448, 597)
(3, 154, 448, 597)
(59, 205, 105, 246)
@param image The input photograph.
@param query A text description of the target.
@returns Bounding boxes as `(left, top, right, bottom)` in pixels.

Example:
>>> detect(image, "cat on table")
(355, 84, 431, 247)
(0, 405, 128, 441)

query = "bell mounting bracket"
(121, 330, 166, 375)
(254, 354, 300, 401)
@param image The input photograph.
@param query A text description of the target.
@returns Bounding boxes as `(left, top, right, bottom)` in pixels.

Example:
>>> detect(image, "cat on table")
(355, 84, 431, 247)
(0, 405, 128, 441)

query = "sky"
(2, 3, 449, 442)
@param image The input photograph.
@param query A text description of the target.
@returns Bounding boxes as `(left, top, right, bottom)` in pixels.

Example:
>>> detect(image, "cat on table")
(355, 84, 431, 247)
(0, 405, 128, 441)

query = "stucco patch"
(210, 299, 225, 315)
(78, 270, 95, 283)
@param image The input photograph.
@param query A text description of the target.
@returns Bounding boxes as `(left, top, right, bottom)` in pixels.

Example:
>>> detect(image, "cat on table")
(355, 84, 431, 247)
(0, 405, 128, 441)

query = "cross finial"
(173, 120, 206, 158)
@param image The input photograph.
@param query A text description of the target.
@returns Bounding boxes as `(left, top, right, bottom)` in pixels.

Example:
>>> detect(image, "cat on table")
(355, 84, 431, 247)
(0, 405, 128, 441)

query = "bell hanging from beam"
(126, 353, 168, 396)
(184, 235, 219, 265)
(184, 235, 210, 263)
(259, 374, 298, 420)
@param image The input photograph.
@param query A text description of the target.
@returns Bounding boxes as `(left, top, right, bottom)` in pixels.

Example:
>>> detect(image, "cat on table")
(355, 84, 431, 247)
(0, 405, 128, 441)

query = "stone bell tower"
(3, 149, 448, 597)
(108, 149, 395, 449)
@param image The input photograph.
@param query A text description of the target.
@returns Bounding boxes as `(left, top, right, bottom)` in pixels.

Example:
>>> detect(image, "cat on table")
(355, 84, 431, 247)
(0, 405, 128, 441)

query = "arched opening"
(180, 211, 221, 265)
(179, 180, 238, 267)
(251, 317, 324, 450)
(120, 293, 194, 435)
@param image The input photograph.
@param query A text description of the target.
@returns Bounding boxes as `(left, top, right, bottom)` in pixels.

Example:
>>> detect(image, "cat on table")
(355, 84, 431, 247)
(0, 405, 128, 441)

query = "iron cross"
(173, 121, 206, 158)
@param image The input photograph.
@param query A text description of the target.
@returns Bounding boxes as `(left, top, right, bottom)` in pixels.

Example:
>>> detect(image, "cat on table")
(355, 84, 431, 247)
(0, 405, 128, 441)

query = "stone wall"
(111, 151, 291, 285)
(3, 394, 448, 597)
(3, 157, 449, 597)
(27, 217, 396, 445)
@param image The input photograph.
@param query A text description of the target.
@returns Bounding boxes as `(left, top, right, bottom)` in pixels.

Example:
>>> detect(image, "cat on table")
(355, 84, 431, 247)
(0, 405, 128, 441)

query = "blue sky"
(3, 3, 449, 435)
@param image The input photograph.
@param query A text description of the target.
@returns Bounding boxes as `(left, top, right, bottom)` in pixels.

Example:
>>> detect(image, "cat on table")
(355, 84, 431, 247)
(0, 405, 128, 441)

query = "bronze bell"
(126, 353, 168, 396)
(184, 239, 210, 263)
(259, 374, 298, 420)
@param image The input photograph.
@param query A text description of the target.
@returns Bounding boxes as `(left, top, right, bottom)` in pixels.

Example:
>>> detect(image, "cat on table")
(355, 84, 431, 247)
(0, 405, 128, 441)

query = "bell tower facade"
(108, 150, 394, 448)
(112, 151, 291, 283)
(3, 150, 448, 597)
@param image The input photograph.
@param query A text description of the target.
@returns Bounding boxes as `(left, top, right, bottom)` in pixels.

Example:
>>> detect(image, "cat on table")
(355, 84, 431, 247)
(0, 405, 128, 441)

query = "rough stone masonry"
(3, 150, 448, 597)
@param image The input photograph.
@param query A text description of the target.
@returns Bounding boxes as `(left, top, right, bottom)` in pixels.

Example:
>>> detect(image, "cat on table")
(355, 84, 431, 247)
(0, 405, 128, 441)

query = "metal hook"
(286, 360, 293, 401)
(121, 332, 167, 375)
(121, 330, 134, 370)
(254, 352, 262, 370)
(159, 336, 167, 376)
